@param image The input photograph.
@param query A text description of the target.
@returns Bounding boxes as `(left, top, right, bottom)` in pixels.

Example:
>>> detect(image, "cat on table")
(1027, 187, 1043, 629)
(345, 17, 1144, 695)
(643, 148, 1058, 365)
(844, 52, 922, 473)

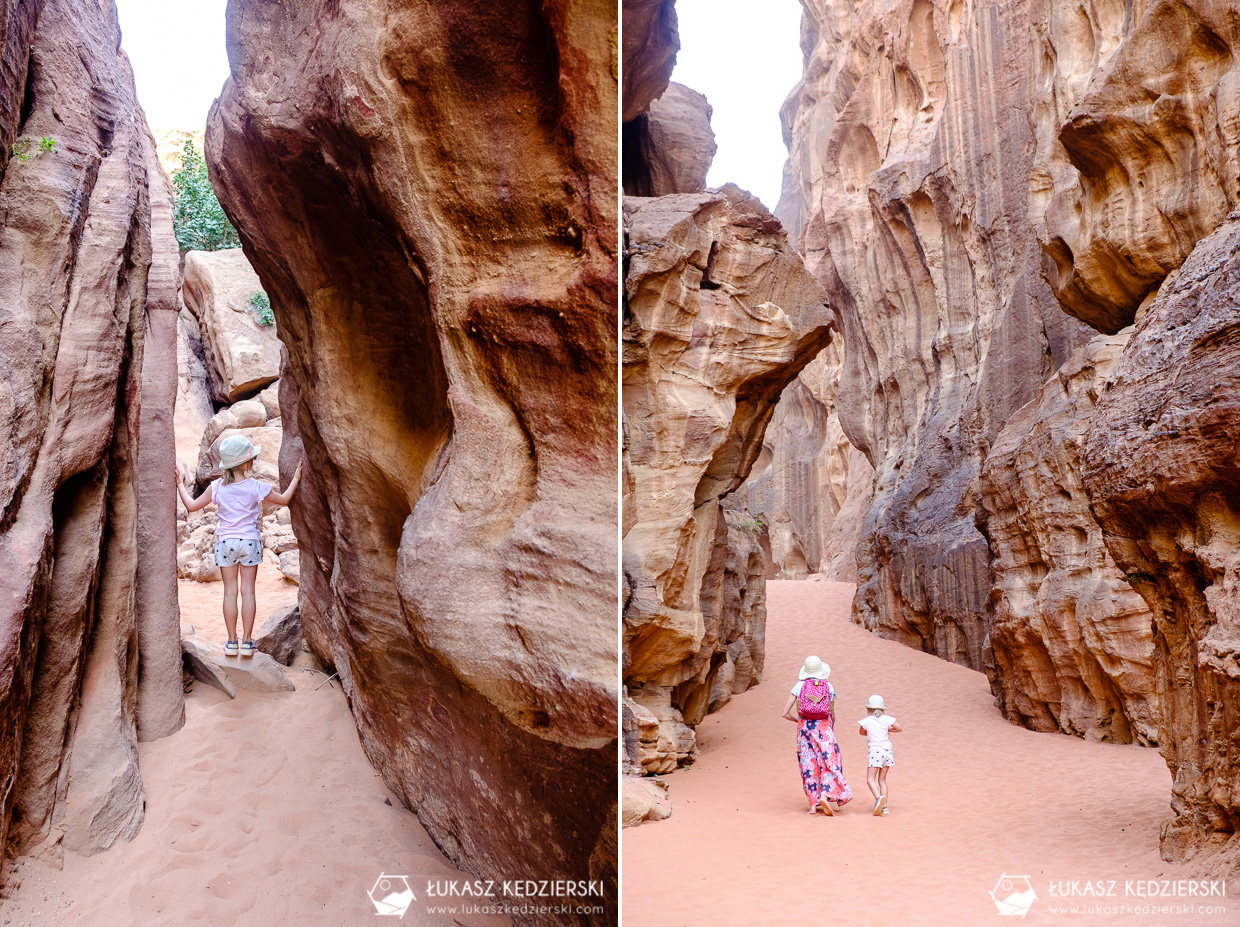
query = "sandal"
(240, 640, 256, 658)
(224, 640, 239, 657)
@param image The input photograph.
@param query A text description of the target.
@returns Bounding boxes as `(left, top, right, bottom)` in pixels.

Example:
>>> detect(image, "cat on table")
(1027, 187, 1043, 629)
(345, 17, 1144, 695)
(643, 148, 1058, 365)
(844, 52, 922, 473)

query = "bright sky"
(115, 0, 230, 131)
(671, 0, 806, 210)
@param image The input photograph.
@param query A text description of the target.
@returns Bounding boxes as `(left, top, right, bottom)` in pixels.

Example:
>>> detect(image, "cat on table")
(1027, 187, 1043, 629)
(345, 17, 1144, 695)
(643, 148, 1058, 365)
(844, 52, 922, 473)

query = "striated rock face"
(622, 186, 832, 769)
(745, 341, 873, 582)
(783, 0, 1094, 669)
(207, 1, 617, 919)
(980, 332, 1157, 745)
(180, 249, 280, 404)
(1082, 215, 1240, 868)
(627, 81, 716, 197)
(0, 0, 181, 867)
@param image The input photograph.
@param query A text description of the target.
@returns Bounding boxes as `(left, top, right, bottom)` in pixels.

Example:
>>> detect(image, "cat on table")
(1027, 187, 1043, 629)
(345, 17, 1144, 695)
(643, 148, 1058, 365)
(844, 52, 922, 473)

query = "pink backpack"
(798, 679, 833, 721)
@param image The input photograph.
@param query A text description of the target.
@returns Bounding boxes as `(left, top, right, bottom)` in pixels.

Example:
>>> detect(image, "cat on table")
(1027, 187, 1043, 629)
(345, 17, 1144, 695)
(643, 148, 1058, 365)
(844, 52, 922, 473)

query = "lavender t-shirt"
(210, 477, 272, 541)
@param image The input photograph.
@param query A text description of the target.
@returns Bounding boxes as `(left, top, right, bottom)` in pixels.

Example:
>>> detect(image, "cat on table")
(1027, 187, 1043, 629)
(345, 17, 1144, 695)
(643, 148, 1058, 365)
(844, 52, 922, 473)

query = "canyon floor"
(623, 580, 1231, 926)
(1, 562, 510, 927)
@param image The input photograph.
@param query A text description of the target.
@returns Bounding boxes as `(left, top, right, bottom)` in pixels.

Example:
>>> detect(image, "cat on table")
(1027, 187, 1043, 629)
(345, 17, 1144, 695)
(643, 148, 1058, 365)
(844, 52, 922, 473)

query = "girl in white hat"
(177, 434, 302, 657)
(858, 694, 901, 815)
(780, 655, 853, 814)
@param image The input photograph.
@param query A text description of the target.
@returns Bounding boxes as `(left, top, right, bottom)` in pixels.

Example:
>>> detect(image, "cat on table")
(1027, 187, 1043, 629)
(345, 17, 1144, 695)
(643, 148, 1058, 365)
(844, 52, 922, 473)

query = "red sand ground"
(2, 563, 510, 927)
(622, 580, 1233, 926)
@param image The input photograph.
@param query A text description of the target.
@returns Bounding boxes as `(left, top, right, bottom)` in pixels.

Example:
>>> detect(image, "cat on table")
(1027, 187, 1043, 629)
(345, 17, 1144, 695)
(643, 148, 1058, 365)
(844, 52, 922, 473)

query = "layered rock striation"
(980, 332, 1156, 745)
(207, 2, 617, 920)
(0, 0, 182, 869)
(744, 341, 873, 582)
(1082, 215, 1240, 868)
(622, 186, 831, 770)
(782, 0, 1095, 670)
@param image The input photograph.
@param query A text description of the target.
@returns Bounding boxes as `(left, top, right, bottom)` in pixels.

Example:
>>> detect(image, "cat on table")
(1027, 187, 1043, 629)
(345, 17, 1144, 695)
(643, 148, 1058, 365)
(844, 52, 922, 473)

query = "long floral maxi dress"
(796, 683, 852, 807)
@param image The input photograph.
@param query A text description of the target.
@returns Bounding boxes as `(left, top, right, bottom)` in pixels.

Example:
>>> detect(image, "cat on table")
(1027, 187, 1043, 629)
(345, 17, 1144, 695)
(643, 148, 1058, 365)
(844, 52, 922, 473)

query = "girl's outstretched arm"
(266, 459, 303, 506)
(175, 467, 213, 512)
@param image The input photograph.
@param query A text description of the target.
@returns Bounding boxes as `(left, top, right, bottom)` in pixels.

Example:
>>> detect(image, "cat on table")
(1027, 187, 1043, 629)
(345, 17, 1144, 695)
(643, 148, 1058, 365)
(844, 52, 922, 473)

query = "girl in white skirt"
(858, 694, 901, 815)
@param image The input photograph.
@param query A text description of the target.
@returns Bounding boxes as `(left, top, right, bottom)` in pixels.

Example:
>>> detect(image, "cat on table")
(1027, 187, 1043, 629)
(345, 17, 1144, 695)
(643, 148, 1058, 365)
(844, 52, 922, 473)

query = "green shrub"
(171, 140, 240, 253)
(10, 135, 55, 162)
(249, 290, 274, 326)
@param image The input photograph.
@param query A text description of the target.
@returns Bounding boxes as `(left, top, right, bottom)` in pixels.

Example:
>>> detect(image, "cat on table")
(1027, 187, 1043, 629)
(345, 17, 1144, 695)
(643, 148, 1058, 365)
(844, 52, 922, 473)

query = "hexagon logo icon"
(369, 873, 415, 918)
(990, 873, 1037, 916)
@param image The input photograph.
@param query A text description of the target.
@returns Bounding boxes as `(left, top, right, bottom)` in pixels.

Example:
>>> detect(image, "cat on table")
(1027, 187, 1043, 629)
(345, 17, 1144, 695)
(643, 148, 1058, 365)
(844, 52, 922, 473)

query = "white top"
(211, 477, 272, 541)
(858, 713, 897, 748)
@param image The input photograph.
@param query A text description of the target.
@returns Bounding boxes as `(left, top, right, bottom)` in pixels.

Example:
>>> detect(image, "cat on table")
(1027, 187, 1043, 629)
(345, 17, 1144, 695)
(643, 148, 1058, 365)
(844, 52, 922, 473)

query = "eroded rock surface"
(744, 342, 873, 582)
(622, 186, 831, 770)
(180, 249, 280, 404)
(207, 1, 617, 919)
(622, 0, 679, 122)
(980, 332, 1157, 745)
(782, 0, 1095, 668)
(1082, 215, 1240, 869)
(0, 0, 180, 868)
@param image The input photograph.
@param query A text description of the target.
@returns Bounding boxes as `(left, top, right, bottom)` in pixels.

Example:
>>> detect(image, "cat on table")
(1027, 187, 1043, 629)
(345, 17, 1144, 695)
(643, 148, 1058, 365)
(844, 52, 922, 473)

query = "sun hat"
(798, 655, 830, 680)
(866, 695, 886, 711)
(219, 434, 261, 469)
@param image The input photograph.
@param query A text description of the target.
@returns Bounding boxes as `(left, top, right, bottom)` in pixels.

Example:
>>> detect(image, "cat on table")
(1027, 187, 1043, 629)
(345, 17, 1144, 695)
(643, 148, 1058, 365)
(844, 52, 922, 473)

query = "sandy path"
(2, 564, 511, 927)
(623, 580, 1233, 926)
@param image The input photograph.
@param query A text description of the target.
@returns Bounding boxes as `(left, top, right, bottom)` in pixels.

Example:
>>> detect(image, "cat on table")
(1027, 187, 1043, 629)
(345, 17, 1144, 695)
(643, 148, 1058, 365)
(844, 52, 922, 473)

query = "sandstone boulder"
(180, 249, 280, 404)
(255, 604, 305, 666)
(182, 633, 295, 693)
(629, 81, 716, 197)
(623, 186, 832, 769)
(207, 1, 618, 917)
(0, 0, 180, 868)
(980, 332, 1157, 745)
(621, 775, 672, 828)
(181, 636, 238, 699)
(1082, 214, 1240, 869)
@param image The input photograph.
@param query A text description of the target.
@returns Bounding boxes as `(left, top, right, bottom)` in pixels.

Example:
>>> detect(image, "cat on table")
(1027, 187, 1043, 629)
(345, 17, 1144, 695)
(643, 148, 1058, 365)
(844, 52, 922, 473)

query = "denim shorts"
(214, 537, 263, 567)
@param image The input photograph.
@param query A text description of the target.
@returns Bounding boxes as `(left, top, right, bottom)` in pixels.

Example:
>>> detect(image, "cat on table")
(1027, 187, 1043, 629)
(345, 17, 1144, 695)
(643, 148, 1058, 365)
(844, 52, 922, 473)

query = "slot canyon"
(0, 1, 617, 925)
(621, 0, 1240, 878)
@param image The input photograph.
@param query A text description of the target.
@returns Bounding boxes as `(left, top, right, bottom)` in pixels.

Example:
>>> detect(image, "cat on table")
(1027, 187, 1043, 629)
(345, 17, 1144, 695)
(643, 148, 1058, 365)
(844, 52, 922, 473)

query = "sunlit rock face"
(622, 186, 832, 768)
(180, 249, 280, 404)
(626, 81, 716, 197)
(980, 331, 1157, 746)
(1082, 215, 1240, 870)
(0, 0, 182, 871)
(783, 0, 1095, 670)
(207, 1, 617, 921)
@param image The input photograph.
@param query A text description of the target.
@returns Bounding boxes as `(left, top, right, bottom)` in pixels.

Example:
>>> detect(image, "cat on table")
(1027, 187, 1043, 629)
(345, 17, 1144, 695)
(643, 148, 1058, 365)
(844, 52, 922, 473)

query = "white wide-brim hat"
(799, 655, 830, 680)
(866, 695, 886, 711)
(219, 434, 261, 469)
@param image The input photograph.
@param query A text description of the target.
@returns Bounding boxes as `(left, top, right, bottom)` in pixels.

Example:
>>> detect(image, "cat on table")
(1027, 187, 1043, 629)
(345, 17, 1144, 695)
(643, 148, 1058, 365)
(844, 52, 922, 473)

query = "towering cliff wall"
(782, 0, 1095, 670)
(206, 2, 617, 920)
(783, 0, 1240, 865)
(0, 0, 182, 869)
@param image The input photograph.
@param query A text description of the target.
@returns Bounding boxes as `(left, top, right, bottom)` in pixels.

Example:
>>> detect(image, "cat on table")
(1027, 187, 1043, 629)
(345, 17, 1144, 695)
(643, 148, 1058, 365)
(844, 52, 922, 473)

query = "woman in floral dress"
(781, 655, 852, 814)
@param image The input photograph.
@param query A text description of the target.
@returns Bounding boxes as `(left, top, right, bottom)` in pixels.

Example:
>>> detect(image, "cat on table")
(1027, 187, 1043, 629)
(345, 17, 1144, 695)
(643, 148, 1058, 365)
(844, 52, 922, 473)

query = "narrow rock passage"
(622, 581, 1223, 926)
(2, 565, 510, 927)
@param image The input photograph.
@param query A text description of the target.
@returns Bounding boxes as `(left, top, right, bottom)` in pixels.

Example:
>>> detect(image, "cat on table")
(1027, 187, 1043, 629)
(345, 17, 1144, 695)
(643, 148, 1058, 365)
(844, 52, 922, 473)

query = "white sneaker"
(224, 640, 239, 657)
